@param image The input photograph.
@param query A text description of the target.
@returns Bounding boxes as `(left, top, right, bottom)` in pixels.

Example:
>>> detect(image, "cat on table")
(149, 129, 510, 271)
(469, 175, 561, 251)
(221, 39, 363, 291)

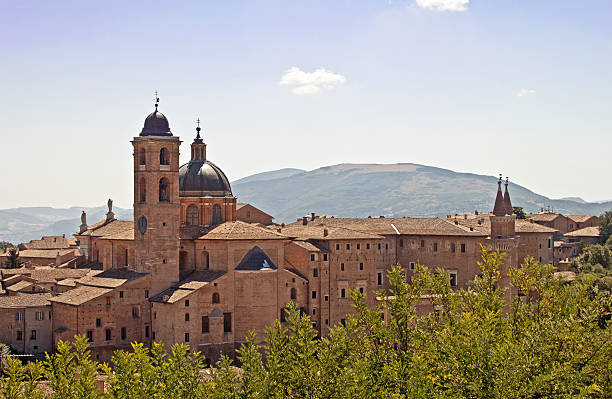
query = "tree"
(600, 211, 612, 244)
(0, 241, 15, 251)
(2, 248, 23, 269)
(513, 206, 527, 220)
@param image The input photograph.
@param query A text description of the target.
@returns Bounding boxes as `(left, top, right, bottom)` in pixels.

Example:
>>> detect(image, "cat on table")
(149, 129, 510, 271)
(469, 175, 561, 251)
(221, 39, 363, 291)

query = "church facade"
(0, 102, 557, 363)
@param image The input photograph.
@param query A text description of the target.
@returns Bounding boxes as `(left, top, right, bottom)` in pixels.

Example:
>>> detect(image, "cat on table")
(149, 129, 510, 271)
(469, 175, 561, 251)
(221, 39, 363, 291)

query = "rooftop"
(0, 293, 53, 308)
(201, 221, 288, 240)
(76, 268, 148, 288)
(49, 285, 113, 306)
(565, 226, 600, 238)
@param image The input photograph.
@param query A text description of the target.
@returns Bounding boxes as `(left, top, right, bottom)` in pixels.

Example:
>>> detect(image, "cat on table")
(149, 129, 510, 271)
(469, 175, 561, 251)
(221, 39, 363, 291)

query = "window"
(280, 307, 287, 323)
(30, 330, 37, 340)
(160, 148, 170, 165)
(185, 300, 190, 307)
(139, 178, 146, 203)
(377, 272, 383, 286)
(223, 313, 232, 333)
(461, 243, 466, 253)
(105, 329, 112, 341)
(548, 239, 552, 249)
(357, 243, 361, 250)
(310, 254, 315, 261)
(323, 254, 328, 261)
(159, 178, 170, 202)
(420, 240, 425, 248)
(96, 318, 101, 327)
(340, 263, 344, 271)
(410, 262, 416, 270)
(139, 148, 146, 165)
(132, 307, 140, 319)
(359, 262, 364, 270)
(324, 295, 329, 302)
(145, 290, 149, 298)
(121, 327, 126, 340)
(186, 205, 199, 226)
(325, 319, 329, 325)
(346, 244, 350, 250)
(341, 288, 346, 298)
(154, 312, 157, 320)
(313, 268, 318, 277)
(539, 243, 542, 249)
(49, 312, 52, 320)
(86, 330, 93, 342)
(212, 293, 220, 304)
(202, 251, 210, 270)
(451, 243, 456, 253)
(449, 272, 457, 287)
(16, 331, 23, 341)
(35, 311, 44, 321)
(312, 291, 317, 299)
(202, 316, 210, 333)
(385, 243, 389, 250)
(145, 326, 150, 338)
(185, 333, 190, 343)
(433, 243, 438, 252)
(119, 291, 124, 298)
(378, 243, 381, 250)
(212, 204, 222, 225)
(341, 319, 346, 326)
(336, 244, 340, 250)
(15, 312, 23, 321)
(539, 256, 542, 263)
(313, 309, 316, 315)
(290, 288, 296, 300)
(366, 243, 370, 250)
(359, 287, 364, 294)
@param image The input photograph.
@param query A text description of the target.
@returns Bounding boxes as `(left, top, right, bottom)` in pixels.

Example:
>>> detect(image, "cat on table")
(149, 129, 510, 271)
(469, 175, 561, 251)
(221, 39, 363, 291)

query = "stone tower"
(132, 101, 181, 293)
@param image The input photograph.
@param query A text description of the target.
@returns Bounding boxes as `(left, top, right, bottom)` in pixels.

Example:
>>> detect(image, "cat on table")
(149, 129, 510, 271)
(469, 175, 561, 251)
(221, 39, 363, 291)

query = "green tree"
(0, 241, 15, 251)
(513, 206, 527, 219)
(600, 211, 612, 244)
(2, 248, 23, 269)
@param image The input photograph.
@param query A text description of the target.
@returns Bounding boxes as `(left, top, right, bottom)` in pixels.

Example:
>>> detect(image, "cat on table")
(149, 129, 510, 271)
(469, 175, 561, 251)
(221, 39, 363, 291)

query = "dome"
(140, 109, 172, 136)
(179, 160, 232, 196)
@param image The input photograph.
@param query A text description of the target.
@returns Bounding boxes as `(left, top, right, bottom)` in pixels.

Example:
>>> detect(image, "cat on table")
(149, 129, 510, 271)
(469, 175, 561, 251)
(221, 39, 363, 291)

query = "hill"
(232, 163, 612, 223)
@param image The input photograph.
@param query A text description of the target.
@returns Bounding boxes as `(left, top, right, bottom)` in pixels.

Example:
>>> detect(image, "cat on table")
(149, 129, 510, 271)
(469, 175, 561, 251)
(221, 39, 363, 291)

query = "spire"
(190, 118, 206, 161)
(492, 174, 507, 216)
(154, 90, 159, 111)
(503, 177, 513, 215)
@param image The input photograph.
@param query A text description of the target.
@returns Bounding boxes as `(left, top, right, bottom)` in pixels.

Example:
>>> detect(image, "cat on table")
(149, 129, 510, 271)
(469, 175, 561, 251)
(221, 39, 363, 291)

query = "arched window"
(290, 287, 297, 300)
(212, 293, 220, 304)
(159, 178, 170, 202)
(139, 178, 146, 203)
(160, 148, 170, 165)
(139, 148, 146, 165)
(212, 204, 222, 225)
(202, 251, 209, 270)
(186, 205, 199, 226)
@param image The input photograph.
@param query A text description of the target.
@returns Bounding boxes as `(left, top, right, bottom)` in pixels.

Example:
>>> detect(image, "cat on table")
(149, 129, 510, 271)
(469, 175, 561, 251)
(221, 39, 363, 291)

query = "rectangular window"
(86, 330, 93, 342)
(96, 318, 101, 327)
(410, 262, 416, 270)
(433, 243, 438, 252)
(461, 243, 466, 253)
(378, 243, 381, 250)
(359, 262, 364, 270)
(324, 295, 329, 302)
(341, 288, 346, 298)
(223, 313, 232, 333)
(336, 244, 340, 250)
(385, 243, 389, 249)
(341, 319, 346, 326)
(35, 311, 44, 321)
(121, 327, 126, 340)
(145, 290, 149, 298)
(377, 272, 383, 286)
(185, 300, 189, 307)
(359, 287, 364, 294)
(132, 307, 140, 319)
(106, 297, 111, 306)
(548, 239, 552, 249)
(450, 272, 457, 287)
(154, 312, 157, 320)
(185, 313, 190, 322)
(420, 240, 425, 248)
(310, 254, 315, 261)
(202, 316, 209, 333)
(366, 243, 370, 250)
(30, 330, 37, 340)
(280, 308, 286, 323)
(105, 329, 112, 341)
(49, 312, 52, 320)
(312, 291, 317, 299)
(15, 312, 23, 321)
(357, 243, 361, 250)
(451, 243, 456, 253)
(313, 268, 318, 277)
(145, 326, 150, 338)
(185, 333, 190, 342)
(119, 291, 124, 298)
(16, 331, 23, 341)
(340, 263, 344, 271)
(346, 244, 350, 250)
(323, 254, 328, 261)
(152, 331, 155, 340)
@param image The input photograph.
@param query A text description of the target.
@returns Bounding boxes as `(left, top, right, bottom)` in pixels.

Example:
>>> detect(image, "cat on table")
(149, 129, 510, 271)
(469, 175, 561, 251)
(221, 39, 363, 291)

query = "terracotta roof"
(149, 287, 194, 304)
(566, 215, 597, 223)
(20, 236, 77, 250)
(0, 293, 52, 308)
(6, 280, 34, 292)
(565, 226, 600, 238)
(76, 268, 148, 288)
(77, 219, 133, 240)
(281, 224, 385, 240)
(236, 203, 273, 218)
(200, 221, 288, 240)
(172, 270, 226, 290)
(0, 267, 91, 283)
(515, 220, 558, 233)
(49, 286, 113, 306)
(290, 240, 329, 252)
(1, 249, 78, 259)
(529, 213, 562, 222)
(57, 278, 77, 287)
(450, 216, 557, 235)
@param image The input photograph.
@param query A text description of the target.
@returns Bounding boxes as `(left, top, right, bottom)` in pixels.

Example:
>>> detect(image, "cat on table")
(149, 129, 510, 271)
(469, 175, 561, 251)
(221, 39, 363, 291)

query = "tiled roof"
(1, 249, 78, 259)
(281, 224, 385, 240)
(149, 287, 194, 304)
(76, 268, 148, 288)
(77, 219, 133, 240)
(6, 280, 34, 292)
(172, 270, 226, 290)
(565, 226, 600, 238)
(0, 293, 53, 308)
(200, 221, 288, 240)
(57, 278, 77, 287)
(20, 236, 77, 250)
(446, 216, 557, 235)
(236, 203, 273, 218)
(566, 215, 597, 223)
(290, 240, 329, 252)
(235, 246, 277, 271)
(0, 267, 91, 283)
(516, 220, 558, 233)
(49, 286, 113, 306)
(529, 213, 562, 222)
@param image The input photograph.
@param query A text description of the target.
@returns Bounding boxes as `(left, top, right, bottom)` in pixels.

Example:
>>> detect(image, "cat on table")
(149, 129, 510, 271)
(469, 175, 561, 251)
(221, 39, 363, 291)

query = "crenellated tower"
(132, 99, 181, 293)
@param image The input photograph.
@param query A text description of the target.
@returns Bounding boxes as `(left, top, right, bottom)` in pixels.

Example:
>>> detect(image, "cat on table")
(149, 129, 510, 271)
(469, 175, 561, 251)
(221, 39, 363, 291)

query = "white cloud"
(280, 67, 346, 95)
(516, 88, 536, 97)
(415, 0, 469, 12)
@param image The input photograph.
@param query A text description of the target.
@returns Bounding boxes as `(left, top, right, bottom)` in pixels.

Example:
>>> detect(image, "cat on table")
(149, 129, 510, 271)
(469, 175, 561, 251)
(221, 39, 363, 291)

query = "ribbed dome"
(179, 160, 232, 196)
(140, 110, 172, 136)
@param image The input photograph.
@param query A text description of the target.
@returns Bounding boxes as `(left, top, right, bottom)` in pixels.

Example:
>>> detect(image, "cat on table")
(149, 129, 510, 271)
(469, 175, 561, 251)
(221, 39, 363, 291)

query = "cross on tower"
(154, 90, 159, 110)
(196, 118, 201, 128)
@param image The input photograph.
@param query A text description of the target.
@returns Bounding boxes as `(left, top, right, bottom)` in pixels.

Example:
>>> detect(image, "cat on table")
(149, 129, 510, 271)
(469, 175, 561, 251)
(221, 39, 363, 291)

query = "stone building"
(0, 101, 579, 361)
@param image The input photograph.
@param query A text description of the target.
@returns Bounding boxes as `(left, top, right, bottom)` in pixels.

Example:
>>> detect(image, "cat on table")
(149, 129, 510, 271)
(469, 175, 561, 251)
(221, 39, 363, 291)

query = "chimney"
(62, 234, 65, 238)
(379, 216, 384, 218)
(311, 212, 316, 221)
(454, 220, 458, 225)
(302, 216, 308, 226)
(464, 214, 467, 220)
(323, 228, 329, 237)
(470, 227, 474, 231)
(475, 210, 479, 215)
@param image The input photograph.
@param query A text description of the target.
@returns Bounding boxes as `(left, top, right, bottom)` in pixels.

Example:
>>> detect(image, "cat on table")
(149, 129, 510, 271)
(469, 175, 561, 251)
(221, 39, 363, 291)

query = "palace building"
(0, 102, 561, 363)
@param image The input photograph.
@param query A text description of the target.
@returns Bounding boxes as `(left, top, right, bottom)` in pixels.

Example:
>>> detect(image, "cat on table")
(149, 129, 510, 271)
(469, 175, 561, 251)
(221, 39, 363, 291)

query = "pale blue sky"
(0, 0, 610, 209)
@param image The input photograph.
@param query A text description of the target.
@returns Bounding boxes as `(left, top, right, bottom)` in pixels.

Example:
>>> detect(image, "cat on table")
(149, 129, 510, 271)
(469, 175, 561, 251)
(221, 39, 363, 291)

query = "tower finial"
(154, 90, 159, 110)
(195, 118, 202, 139)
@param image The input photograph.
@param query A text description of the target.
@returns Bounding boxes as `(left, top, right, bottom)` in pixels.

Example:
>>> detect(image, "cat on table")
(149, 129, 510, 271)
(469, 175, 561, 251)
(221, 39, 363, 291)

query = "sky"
(0, 0, 610, 209)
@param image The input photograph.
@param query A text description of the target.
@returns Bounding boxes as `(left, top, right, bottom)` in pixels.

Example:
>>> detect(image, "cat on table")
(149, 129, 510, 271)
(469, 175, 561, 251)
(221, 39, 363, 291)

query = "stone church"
(0, 101, 558, 363)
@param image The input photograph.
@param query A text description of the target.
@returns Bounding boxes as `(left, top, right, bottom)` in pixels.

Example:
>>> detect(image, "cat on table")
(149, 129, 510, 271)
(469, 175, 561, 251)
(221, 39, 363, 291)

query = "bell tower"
(132, 97, 181, 294)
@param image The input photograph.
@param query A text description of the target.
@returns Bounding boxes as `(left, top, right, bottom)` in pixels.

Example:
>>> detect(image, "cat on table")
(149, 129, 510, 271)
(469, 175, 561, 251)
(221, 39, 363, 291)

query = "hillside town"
(0, 103, 603, 364)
